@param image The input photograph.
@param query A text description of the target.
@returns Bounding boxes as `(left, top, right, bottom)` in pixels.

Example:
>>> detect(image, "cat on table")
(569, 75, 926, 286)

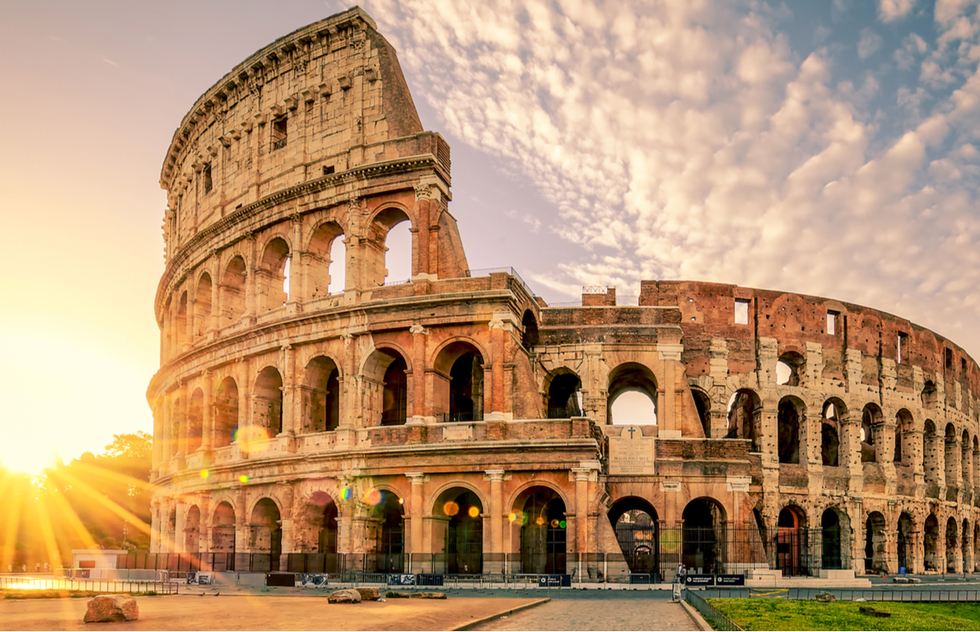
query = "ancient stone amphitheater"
(148, 7, 980, 581)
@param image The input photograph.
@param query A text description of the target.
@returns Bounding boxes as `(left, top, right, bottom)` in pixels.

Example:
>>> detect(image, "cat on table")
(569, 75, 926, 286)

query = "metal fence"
(685, 588, 744, 631)
(0, 575, 177, 594)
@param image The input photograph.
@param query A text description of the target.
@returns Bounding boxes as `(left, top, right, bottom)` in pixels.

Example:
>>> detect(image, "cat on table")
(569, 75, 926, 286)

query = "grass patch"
(0, 590, 164, 600)
(709, 598, 980, 631)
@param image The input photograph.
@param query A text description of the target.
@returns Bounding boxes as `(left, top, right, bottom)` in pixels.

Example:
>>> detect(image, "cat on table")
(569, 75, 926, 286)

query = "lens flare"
(199, 470, 209, 479)
(443, 501, 459, 517)
(238, 475, 250, 483)
(364, 488, 382, 506)
(233, 426, 270, 454)
(508, 512, 518, 523)
(535, 516, 545, 526)
(550, 519, 560, 528)
(559, 520, 567, 529)
(341, 487, 352, 501)
(467, 506, 480, 518)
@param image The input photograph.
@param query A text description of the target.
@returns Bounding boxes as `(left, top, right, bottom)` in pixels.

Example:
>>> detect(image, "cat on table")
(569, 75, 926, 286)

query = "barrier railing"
(685, 588, 744, 631)
(700, 587, 980, 602)
(0, 575, 177, 594)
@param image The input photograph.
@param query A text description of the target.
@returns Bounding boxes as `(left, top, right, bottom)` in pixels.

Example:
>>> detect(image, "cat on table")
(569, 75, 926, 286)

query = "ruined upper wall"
(639, 280, 978, 404)
(159, 7, 441, 260)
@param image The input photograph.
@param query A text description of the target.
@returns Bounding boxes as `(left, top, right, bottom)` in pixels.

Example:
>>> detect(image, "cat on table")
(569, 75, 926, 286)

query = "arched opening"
(434, 488, 484, 574)
(517, 487, 567, 574)
(521, 310, 539, 349)
(895, 409, 913, 465)
(861, 404, 882, 463)
(250, 498, 282, 571)
(255, 367, 284, 437)
(184, 505, 201, 554)
(363, 348, 409, 426)
(924, 514, 939, 571)
(258, 237, 290, 311)
(820, 508, 844, 570)
(692, 389, 711, 438)
(187, 388, 204, 453)
(382, 218, 412, 285)
(726, 389, 761, 451)
(821, 399, 845, 466)
(946, 517, 958, 573)
(308, 491, 339, 571)
(682, 498, 726, 574)
(922, 381, 938, 409)
(303, 356, 341, 433)
(963, 430, 973, 490)
(435, 342, 485, 423)
(211, 502, 236, 554)
(865, 511, 887, 574)
(220, 256, 246, 324)
(195, 273, 212, 338)
(371, 491, 404, 573)
(963, 518, 971, 574)
(608, 498, 659, 577)
(214, 377, 239, 448)
(307, 222, 346, 298)
(776, 506, 807, 576)
(974, 523, 980, 574)
(546, 371, 583, 419)
(169, 393, 183, 457)
(924, 420, 940, 495)
(175, 291, 188, 350)
(607, 363, 657, 426)
(898, 512, 914, 573)
(777, 397, 803, 464)
(776, 351, 805, 386)
(945, 424, 959, 494)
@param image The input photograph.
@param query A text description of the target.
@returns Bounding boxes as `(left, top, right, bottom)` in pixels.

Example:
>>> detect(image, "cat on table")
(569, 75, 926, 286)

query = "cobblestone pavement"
(472, 593, 697, 631)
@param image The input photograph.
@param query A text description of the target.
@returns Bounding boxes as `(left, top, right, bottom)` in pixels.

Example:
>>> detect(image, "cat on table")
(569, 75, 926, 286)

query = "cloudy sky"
(1, 0, 979, 472)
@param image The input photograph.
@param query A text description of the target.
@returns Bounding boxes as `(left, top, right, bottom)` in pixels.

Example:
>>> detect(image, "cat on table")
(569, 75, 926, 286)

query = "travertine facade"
(149, 8, 980, 579)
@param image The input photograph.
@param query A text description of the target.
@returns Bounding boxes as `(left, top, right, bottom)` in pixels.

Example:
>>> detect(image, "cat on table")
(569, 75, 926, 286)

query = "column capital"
(484, 469, 505, 482)
(405, 471, 425, 484)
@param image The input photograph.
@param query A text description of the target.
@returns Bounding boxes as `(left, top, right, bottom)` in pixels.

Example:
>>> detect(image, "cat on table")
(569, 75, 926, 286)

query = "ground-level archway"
(776, 506, 807, 576)
(865, 511, 887, 574)
(608, 498, 659, 578)
(682, 498, 726, 574)
(250, 498, 282, 571)
(516, 487, 567, 574)
(820, 508, 846, 570)
(434, 488, 484, 574)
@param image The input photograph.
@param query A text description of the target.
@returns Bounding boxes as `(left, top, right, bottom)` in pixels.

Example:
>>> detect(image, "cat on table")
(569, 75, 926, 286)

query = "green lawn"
(708, 598, 980, 631)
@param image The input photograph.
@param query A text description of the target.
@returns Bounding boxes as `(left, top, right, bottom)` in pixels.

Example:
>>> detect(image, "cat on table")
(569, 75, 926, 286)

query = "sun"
(0, 448, 59, 477)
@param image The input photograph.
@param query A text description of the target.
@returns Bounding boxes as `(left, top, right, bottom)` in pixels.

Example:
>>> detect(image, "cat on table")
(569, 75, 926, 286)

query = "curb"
(450, 597, 551, 631)
(680, 600, 713, 631)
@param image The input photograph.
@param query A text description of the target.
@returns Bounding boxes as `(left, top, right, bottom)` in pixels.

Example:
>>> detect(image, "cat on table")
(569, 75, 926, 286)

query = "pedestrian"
(675, 563, 686, 584)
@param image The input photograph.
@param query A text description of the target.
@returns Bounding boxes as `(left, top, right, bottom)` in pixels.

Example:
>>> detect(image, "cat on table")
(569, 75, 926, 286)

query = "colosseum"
(147, 7, 980, 583)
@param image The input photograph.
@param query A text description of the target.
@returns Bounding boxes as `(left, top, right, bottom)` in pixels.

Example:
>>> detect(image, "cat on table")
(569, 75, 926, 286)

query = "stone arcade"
(148, 8, 980, 581)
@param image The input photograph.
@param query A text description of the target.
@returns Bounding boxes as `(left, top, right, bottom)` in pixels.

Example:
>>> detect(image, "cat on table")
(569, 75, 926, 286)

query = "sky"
(2, 0, 979, 474)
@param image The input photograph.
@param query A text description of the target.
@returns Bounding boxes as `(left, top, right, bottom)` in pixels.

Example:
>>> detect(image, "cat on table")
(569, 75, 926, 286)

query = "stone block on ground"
(355, 587, 380, 601)
(83, 595, 139, 623)
(327, 589, 362, 604)
(410, 592, 447, 599)
(814, 592, 836, 603)
(385, 591, 412, 598)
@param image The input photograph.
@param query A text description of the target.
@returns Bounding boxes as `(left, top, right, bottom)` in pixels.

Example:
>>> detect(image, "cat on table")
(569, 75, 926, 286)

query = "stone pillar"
(409, 324, 428, 423)
(209, 260, 220, 334)
(151, 400, 163, 477)
(236, 487, 248, 556)
(245, 233, 257, 323)
(199, 494, 211, 557)
(414, 183, 432, 276)
(150, 498, 161, 552)
(278, 483, 294, 572)
(485, 469, 505, 572)
(281, 344, 296, 437)
(201, 372, 213, 452)
(406, 472, 425, 557)
(572, 467, 591, 554)
(174, 498, 186, 553)
(289, 213, 303, 305)
(490, 318, 506, 417)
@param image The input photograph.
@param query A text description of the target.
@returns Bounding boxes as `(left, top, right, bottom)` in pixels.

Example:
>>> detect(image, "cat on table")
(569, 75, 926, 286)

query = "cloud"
(367, 0, 980, 355)
(858, 28, 884, 59)
(879, 0, 917, 21)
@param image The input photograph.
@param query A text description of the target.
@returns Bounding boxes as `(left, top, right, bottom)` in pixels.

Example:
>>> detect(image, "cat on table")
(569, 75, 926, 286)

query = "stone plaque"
(442, 424, 473, 441)
(608, 426, 655, 475)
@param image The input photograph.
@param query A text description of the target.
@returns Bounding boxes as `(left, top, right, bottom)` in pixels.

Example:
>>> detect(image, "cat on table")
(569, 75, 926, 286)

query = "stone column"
(409, 323, 428, 423)
(235, 487, 248, 557)
(281, 344, 296, 437)
(572, 467, 591, 554)
(174, 498, 186, 553)
(199, 494, 211, 558)
(485, 469, 505, 573)
(201, 372, 213, 452)
(278, 483, 294, 572)
(245, 233, 257, 324)
(150, 498, 161, 552)
(288, 214, 303, 306)
(406, 472, 425, 558)
(209, 259, 220, 334)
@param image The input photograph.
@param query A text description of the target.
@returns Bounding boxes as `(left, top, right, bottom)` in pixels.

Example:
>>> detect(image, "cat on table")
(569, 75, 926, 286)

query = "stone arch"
(214, 376, 239, 448)
(727, 389, 761, 451)
(250, 497, 282, 571)
(294, 490, 340, 569)
(682, 497, 727, 574)
(175, 290, 188, 350)
(544, 368, 583, 419)
(211, 501, 236, 554)
(255, 366, 284, 437)
(898, 512, 915, 573)
(776, 505, 807, 576)
(219, 255, 247, 324)
(362, 346, 410, 426)
(184, 505, 201, 554)
(187, 387, 204, 453)
(513, 485, 567, 574)
(607, 362, 658, 426)
(861, 403, 883, 463)
(691, 388, 711, 438)
(608, 497, 660, 576)
(302, 355, 341, 433)
(865, 511, 887, 573)
(776, 350, 805, 386)
(368, 204, 414, 287)
(821, 398, 847, 466)
(367, 489, 404, 573)
(306, 220, 346, 299)
(963, 518, 971, 574)
(777, 396, 804, 464)
(257, 236, 291, 311)
(194, 272, 212, 338)
(945, 423, 959, 492)
(895, 409, 913, 465)
(433, 340, 485, 422)
(521, 309, 539, 349)
(946, 517, 959, 573)
(432, 486, 484, 574)
(820, 506, 848, 570)
(922, 380, 938, 409)
(924, 513, 940, 571)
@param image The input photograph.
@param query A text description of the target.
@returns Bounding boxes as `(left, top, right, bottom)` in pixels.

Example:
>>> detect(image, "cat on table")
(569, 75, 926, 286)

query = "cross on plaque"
(627, 426, 637, 439)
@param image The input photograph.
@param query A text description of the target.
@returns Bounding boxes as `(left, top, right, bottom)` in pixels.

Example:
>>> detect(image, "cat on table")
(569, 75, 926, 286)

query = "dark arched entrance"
(776, 506, 807, 576)
(250, 498, 282, 571)
(518, 487, 567, 574)
(375, 491, 404, 573)
(865, 512, 887, 573)
(435, 488, 484, 574)
(682, 498, 726, 574)
(820, 508, 843, 570)
(924, 514, 939, 571)
(608, 498, 659, 578)
(898, 512, 914, 573)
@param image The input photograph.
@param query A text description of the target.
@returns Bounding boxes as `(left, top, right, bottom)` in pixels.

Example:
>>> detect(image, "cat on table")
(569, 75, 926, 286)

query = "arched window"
(250, 499, 282, 571)
(777, 397, 804, 464)
(947, 518, 959, 573)
(898, 512, 914, 573)
(517, 487, 567, 574)
(363, 348, 409, 426)
(692, 389, 711, 438)
(434, 342, 485, 423)
(370, 207, 412, 286)
(195, 273, 212, 338)
(220, 256, 247, 323)
(258, 238, 290, 311)
(860, 404, 882, 463)
(214, 377, 239, 448)
(924, 514, 939, 570)
(303, 356, 341, 433)
(521, 310, 539, 349)
(371, 491, 404, 573)
(384, 219, 412, 285)
(821, 399, 846, 467)
(546, 371, 583, 419)
(608, 363, 657, 426)
(727, 389, 761, 451)
(608, 498, 659, 576)
(255, 367, 284, 437)
(184, 505, 201, 554)
(865, 511, 886, 573)
(211, 502, 236, 554)
(821, 508, 846, 570)
(307, 222, 345, 298)
(776, 506, 807, 576)
(682, 498, 726, 574)
(187, 388, 204, 453)
(776, 351, 805, 386)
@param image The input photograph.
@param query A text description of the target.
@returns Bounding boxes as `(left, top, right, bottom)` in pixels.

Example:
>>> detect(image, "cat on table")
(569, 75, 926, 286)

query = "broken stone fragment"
(327, 589, 362, 604)
(83, 595, 139, 623)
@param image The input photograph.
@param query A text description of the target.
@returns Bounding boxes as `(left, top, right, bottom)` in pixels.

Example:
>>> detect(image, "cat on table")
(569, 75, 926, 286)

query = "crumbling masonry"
(148, 8, 980, 580)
